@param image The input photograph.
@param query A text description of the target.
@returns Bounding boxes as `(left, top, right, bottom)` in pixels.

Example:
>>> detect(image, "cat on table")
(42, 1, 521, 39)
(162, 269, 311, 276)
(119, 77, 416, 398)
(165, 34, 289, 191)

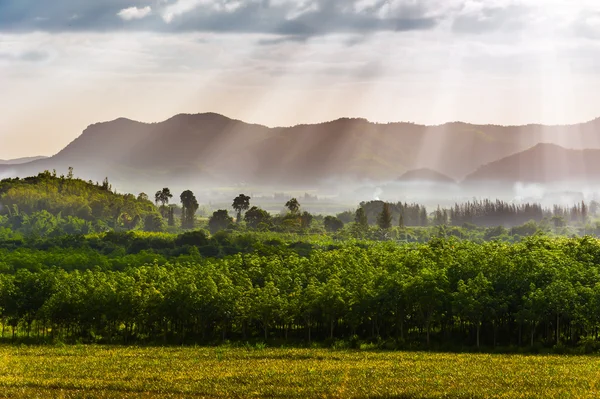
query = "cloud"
(0, 0, 442, 35)
(117, 6, 152, 21)
(0, 50, 49, 62)
(452, 2, 530, 34)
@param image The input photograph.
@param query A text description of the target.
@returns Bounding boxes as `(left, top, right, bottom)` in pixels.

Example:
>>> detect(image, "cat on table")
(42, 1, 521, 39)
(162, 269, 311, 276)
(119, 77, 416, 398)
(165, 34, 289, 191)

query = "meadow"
(0, 345, 598, 398)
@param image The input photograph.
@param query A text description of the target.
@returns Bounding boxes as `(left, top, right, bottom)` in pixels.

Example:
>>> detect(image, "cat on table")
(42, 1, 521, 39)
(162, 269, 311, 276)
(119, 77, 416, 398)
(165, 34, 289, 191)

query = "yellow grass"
(0, 346, 598, 398)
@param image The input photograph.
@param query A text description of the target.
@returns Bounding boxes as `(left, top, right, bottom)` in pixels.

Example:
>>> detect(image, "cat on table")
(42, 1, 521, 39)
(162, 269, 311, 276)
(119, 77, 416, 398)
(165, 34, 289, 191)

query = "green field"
(0, 346, 598, 398)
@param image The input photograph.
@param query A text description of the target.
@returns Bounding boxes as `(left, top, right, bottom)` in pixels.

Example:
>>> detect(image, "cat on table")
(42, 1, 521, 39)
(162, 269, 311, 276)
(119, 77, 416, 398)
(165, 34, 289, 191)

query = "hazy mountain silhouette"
(464, 143, 600, 183)
(0, 156, 47, 165)
(4, 113, 600, 190)
(398, 168, 456, 183)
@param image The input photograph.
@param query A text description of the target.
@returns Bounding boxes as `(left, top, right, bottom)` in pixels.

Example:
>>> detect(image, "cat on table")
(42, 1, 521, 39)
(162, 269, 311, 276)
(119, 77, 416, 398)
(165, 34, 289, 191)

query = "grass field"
(0, 345, 598, 398)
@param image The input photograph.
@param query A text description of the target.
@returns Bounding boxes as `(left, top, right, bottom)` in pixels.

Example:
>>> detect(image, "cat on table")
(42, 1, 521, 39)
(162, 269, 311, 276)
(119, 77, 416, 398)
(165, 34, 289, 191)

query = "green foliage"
(244, 206, 271, 230)
(377, 203, 392, 229)
(232, 194, 251, 223)
(1, 234, 600, 350)
(0, 172, 159, 233)
(208, 210, 234, 234)
(285, 198, 300, 214)
(323, 216, 344, 232)
(180, 190, 199, 229)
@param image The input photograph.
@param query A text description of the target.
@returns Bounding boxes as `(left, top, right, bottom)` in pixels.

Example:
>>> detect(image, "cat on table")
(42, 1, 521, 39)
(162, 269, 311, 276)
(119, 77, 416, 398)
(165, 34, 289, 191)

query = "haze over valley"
(2, 112, 600, 211)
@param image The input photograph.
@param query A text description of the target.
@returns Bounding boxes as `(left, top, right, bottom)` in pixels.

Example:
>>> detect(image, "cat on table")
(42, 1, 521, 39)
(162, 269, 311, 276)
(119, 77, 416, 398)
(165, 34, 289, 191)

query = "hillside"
(0, 172, 161, 234)
(464, 143, 600, 183)
(5, 113, 600, 190)
(398, 168, 456, 183)
(0, 156, 47, 165)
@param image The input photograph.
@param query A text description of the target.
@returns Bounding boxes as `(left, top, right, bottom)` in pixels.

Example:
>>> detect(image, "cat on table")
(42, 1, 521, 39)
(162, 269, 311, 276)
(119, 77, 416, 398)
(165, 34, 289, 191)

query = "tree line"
(2, 236, 600, 351)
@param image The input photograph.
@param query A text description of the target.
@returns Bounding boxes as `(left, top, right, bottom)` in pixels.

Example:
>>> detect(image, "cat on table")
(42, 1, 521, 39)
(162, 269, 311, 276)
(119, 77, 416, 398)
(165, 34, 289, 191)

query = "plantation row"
(2, 236, 600, 349)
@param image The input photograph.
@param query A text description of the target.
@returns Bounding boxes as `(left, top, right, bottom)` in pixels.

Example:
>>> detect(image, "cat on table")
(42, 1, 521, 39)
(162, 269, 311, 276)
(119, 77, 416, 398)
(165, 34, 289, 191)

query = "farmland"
(0, 345, 598, 398)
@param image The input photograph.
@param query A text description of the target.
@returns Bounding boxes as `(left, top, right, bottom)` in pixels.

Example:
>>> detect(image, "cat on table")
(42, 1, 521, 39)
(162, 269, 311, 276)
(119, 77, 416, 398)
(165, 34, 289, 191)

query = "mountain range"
(2, 113, 600, 193)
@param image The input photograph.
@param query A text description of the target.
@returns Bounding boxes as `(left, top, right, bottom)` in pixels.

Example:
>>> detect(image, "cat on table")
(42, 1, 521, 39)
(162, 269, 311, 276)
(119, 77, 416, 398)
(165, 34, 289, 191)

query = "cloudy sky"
(3, 0, 600, 158)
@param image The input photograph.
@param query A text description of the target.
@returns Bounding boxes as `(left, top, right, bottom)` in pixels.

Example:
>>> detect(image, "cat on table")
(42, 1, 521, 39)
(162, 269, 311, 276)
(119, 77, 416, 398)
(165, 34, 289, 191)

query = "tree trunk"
(330, 319, 334, 340)
(556, 313, 560, 345)
(400, 318, 404, 341)
(477, 323, 480, 349)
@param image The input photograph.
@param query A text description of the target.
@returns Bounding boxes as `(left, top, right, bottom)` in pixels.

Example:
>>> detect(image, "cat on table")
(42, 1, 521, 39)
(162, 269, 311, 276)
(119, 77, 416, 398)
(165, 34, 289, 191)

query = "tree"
(208, 210, 233, 234)
(101, 177, 111, 192)
(377, 203, 392, 230)
(300, 211, 313, 229)
(453, 273, 493, 348)
(180, 190, 199, 229)
(324, 216, 344, 233)
(244, 206, 271, 230)
(398, 214, 404, 228)
(67, 167, 74, 180)
(155, 188, 173, 218)
(168, 206, 175, 227)
(137, 193, 149, 202)
(154, 188, 173, 207)
(232, 194, 251, 223)
(285, 198, 300, 214)
(355, 207, 368, 228)
(143, 213, 165, 232)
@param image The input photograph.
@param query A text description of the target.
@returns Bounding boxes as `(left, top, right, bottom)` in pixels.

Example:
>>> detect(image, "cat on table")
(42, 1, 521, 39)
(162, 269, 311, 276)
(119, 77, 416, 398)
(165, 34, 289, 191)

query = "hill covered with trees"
(0, 170, 160, 236)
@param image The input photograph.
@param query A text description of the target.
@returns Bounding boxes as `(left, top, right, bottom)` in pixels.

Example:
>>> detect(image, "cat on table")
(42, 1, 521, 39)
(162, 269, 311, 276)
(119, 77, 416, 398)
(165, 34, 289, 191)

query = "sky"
(3, 0, 600, 158)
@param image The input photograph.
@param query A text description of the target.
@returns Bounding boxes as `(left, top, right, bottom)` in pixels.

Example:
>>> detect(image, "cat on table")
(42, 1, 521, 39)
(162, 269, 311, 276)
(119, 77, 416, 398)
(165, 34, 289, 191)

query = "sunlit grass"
(0, 345, 598, 398)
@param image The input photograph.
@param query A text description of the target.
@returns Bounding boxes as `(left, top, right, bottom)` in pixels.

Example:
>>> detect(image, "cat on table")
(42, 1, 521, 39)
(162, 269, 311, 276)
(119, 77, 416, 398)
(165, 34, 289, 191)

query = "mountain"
(464, 143, 600, 183)
(398, 168, 456, 183)
(0, 156, 47, 165)
(5, 113, 600, 192)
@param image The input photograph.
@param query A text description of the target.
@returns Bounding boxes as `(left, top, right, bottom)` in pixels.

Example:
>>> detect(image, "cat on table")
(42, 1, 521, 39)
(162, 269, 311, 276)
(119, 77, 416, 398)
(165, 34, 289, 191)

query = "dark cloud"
(0, 0, 440, 36)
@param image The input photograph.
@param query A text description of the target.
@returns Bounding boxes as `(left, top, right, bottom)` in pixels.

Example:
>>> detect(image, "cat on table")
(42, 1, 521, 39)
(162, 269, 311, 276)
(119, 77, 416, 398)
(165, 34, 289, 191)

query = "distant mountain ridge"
(4, 113, 600, 191)
(465, 143, 600, 183)
(398, 168, 456, 183)
(0, 156, 47, 165)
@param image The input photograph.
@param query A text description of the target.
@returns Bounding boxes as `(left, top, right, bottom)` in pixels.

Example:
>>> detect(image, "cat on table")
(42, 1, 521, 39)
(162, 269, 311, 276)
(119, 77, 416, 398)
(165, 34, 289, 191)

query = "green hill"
(0, 171, 161, 236)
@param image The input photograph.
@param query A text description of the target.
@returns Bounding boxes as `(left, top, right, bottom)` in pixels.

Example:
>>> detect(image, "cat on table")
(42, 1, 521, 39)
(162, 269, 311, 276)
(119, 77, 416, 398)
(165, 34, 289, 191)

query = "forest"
(2, 171, 600, 351)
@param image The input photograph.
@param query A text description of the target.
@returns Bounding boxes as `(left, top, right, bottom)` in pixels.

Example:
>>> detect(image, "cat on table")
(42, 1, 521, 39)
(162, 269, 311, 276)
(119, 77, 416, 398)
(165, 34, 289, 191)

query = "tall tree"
(285, 198, 300, 214)
(377, 203, 392, 230)
(168, 206, 175, 227)
(154, 188, 173, 218)
(453, 273, 493, 348)
(180, 190, 199, 229)
(154, 188, 173, 207)
(355, 207, 369, 228)
(232, 194, 251, 223)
